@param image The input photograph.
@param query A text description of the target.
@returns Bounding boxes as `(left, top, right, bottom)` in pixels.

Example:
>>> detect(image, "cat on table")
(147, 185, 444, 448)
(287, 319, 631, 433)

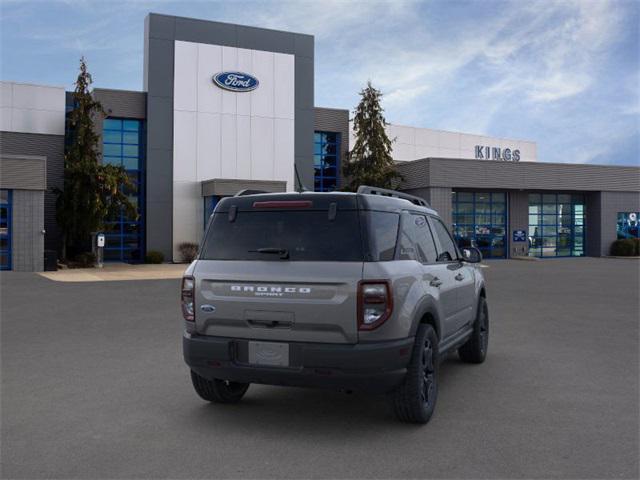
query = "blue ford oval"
(212, 72, 259, 92)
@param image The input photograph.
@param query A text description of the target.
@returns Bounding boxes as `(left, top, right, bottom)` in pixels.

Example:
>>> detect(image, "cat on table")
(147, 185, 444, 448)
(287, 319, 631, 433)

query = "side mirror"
(461, 247, 482, 263)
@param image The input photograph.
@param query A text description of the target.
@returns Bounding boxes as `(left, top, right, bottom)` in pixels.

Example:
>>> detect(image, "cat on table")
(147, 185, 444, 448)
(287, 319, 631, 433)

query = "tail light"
(181, 276, 195, 322)
(358, 280, 393, 330)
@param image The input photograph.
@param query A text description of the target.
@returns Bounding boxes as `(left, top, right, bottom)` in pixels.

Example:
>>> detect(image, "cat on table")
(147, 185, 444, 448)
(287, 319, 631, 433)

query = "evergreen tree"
(55, 57, 135, 260)
(342, 81, 400, 191)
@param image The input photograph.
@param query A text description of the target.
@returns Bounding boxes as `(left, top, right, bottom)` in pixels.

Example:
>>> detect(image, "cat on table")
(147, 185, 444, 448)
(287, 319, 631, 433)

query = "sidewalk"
(37, 263, 187, 282)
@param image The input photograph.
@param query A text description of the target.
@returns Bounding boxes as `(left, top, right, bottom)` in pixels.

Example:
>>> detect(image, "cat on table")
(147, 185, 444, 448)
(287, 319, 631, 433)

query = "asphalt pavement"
(1, 258, 638, 479)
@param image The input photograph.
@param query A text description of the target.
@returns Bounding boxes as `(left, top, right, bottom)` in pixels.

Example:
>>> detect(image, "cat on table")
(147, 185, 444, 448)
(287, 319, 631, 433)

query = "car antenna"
(294, 164, 310, 193)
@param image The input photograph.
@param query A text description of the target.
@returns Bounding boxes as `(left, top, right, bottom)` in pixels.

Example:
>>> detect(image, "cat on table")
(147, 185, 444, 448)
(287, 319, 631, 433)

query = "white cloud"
(1, 0, 636, 165)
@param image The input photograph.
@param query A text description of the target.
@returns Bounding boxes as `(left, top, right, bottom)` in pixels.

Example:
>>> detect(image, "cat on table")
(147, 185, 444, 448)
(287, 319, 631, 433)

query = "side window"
(397, 214, 438, 263)
(430, 217, 458, 262)
(398, 216, 420, 261)
(365, 211, 399, 261)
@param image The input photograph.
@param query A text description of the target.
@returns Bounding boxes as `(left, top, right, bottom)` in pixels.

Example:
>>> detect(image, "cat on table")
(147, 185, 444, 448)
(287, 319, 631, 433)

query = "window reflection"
(313, 131, 340, 192)
(101, 118, 145, 263)
(452, 191, 507, 258)
(528, 193, 585, 257)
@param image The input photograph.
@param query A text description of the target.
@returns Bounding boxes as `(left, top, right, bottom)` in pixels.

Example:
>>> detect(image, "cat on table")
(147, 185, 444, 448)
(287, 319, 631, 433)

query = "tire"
(389, 324, 439, 424)
(190, 370, 250, 404)
(458, 296, 489, 364)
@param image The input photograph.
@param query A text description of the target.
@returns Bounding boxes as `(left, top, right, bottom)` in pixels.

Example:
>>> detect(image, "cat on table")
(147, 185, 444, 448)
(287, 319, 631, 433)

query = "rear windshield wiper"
(248, 247, 290, 260)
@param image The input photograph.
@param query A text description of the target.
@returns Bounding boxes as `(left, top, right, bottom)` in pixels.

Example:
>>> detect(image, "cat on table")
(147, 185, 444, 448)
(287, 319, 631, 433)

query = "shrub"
(610, 238, 639, 256)
(178, 242, 199, 263)
(145, 250, 164, 264)
(74, 252, 96, 268)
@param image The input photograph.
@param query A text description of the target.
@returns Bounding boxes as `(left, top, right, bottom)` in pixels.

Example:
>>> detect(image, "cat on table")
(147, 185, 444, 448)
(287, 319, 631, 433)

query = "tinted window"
(201, 210, 363, 261)
(397, 214, 437, 263)
(431, 218, 458, 261)
(414, 215, 438, 263)
(364, 211, 399, 261)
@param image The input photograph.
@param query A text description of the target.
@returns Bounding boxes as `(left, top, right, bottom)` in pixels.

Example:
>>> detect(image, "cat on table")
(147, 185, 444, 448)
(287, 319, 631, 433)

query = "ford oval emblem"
(200, 304, 216, 313)
(212, 72, 259, 92)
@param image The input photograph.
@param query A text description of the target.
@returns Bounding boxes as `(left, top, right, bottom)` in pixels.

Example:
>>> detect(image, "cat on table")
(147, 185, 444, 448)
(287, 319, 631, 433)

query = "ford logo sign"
(212, 72, 259, 92)
(200, 304, 216, 313)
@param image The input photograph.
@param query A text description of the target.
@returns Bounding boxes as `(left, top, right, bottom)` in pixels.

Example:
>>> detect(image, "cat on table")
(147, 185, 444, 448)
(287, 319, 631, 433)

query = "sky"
(1, 0, 638, 166)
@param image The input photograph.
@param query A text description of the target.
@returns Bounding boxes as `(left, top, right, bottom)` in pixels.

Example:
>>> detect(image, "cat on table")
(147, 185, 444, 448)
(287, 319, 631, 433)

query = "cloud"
(1, 0, 637, 165)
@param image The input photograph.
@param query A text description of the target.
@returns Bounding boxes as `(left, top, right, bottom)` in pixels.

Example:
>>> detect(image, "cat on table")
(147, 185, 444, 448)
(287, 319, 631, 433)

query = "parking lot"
(1, 258, 638, 479)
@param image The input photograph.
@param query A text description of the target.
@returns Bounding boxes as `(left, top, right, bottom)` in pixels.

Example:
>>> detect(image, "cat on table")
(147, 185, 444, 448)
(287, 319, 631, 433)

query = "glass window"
(414, 215, 438, 263)
(491, 204, 506, 214)
(123, 145, 139, 157)
(322, 144, 337, 155)
(528, 193, 585, 257)
(492, 193, 506, 203)
(0, 189, 10, 270)
(313, 131, 341, 192)
(103, 118, 122, 130)
(454, 214, 474, 225)
(101, 118, 145, 263)
(451, 190, 507, 258)
(323, 132, 337, 143)
(201, 210, 363, 261)
(365, 211, 399, 261)
(103, 156, 121, 166)
(122, 131, 139, 144)
(103, 144, 121, 156)
(476, 193, 491, 203)
(398, 214, 438, 263)
(456, 203, 474, 214)
(476, 214, 491, 225)
(103, 130, 121, 143)
(123, 120, 139, 131)
(430, 217, 458, 262)
(398, 222, 420, 262)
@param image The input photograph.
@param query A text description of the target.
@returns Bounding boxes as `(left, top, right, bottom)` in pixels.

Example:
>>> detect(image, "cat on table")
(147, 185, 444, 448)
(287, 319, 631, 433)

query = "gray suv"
(182, 186, 488, 423)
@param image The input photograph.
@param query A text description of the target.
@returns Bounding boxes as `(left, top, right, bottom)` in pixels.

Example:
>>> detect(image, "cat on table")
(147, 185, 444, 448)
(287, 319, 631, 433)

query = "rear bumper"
(183, 333, 414, 393)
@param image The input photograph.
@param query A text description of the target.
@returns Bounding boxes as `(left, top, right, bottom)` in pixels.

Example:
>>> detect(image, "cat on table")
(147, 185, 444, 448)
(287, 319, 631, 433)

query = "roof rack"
(234, 189, 269, 197)
(357, 185, 430, 208)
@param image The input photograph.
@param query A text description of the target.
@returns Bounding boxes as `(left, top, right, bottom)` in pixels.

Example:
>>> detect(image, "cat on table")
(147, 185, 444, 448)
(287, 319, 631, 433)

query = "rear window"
(201, 210, 364, 261)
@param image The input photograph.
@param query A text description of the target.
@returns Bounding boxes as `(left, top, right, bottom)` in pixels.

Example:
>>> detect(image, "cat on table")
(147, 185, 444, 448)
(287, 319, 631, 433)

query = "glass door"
(528, 193, 585, 257)
(0, 189, 12, 270)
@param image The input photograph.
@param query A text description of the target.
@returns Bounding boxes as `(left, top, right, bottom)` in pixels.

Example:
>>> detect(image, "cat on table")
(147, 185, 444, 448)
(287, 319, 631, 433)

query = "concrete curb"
(510, 256, 539, 261)
(37, 263, 187, 282)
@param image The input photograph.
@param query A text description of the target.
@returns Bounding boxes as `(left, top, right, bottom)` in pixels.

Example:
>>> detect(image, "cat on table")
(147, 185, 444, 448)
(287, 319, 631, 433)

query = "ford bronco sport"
(182, 186, 488, 423)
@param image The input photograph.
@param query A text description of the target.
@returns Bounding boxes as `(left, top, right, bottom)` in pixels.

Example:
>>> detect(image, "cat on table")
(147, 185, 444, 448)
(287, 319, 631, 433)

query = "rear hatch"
(193, 194, 364, 344)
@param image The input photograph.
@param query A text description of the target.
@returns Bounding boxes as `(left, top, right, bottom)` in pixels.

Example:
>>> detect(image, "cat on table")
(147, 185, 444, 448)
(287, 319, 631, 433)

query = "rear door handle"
(455, 273, 465, 281)
(429, 277, 442, 287)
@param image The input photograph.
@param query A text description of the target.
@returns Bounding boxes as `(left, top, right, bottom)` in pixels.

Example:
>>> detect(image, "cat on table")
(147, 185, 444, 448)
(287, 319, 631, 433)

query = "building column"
(508, 191, 529, 258)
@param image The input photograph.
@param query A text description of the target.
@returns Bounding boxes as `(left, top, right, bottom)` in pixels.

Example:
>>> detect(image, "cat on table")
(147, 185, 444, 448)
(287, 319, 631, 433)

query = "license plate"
(248, 341, 289, 367)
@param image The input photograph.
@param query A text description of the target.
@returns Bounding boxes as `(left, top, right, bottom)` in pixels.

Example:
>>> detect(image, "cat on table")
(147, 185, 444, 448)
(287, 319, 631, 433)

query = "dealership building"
(1, 13, 639, 271)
